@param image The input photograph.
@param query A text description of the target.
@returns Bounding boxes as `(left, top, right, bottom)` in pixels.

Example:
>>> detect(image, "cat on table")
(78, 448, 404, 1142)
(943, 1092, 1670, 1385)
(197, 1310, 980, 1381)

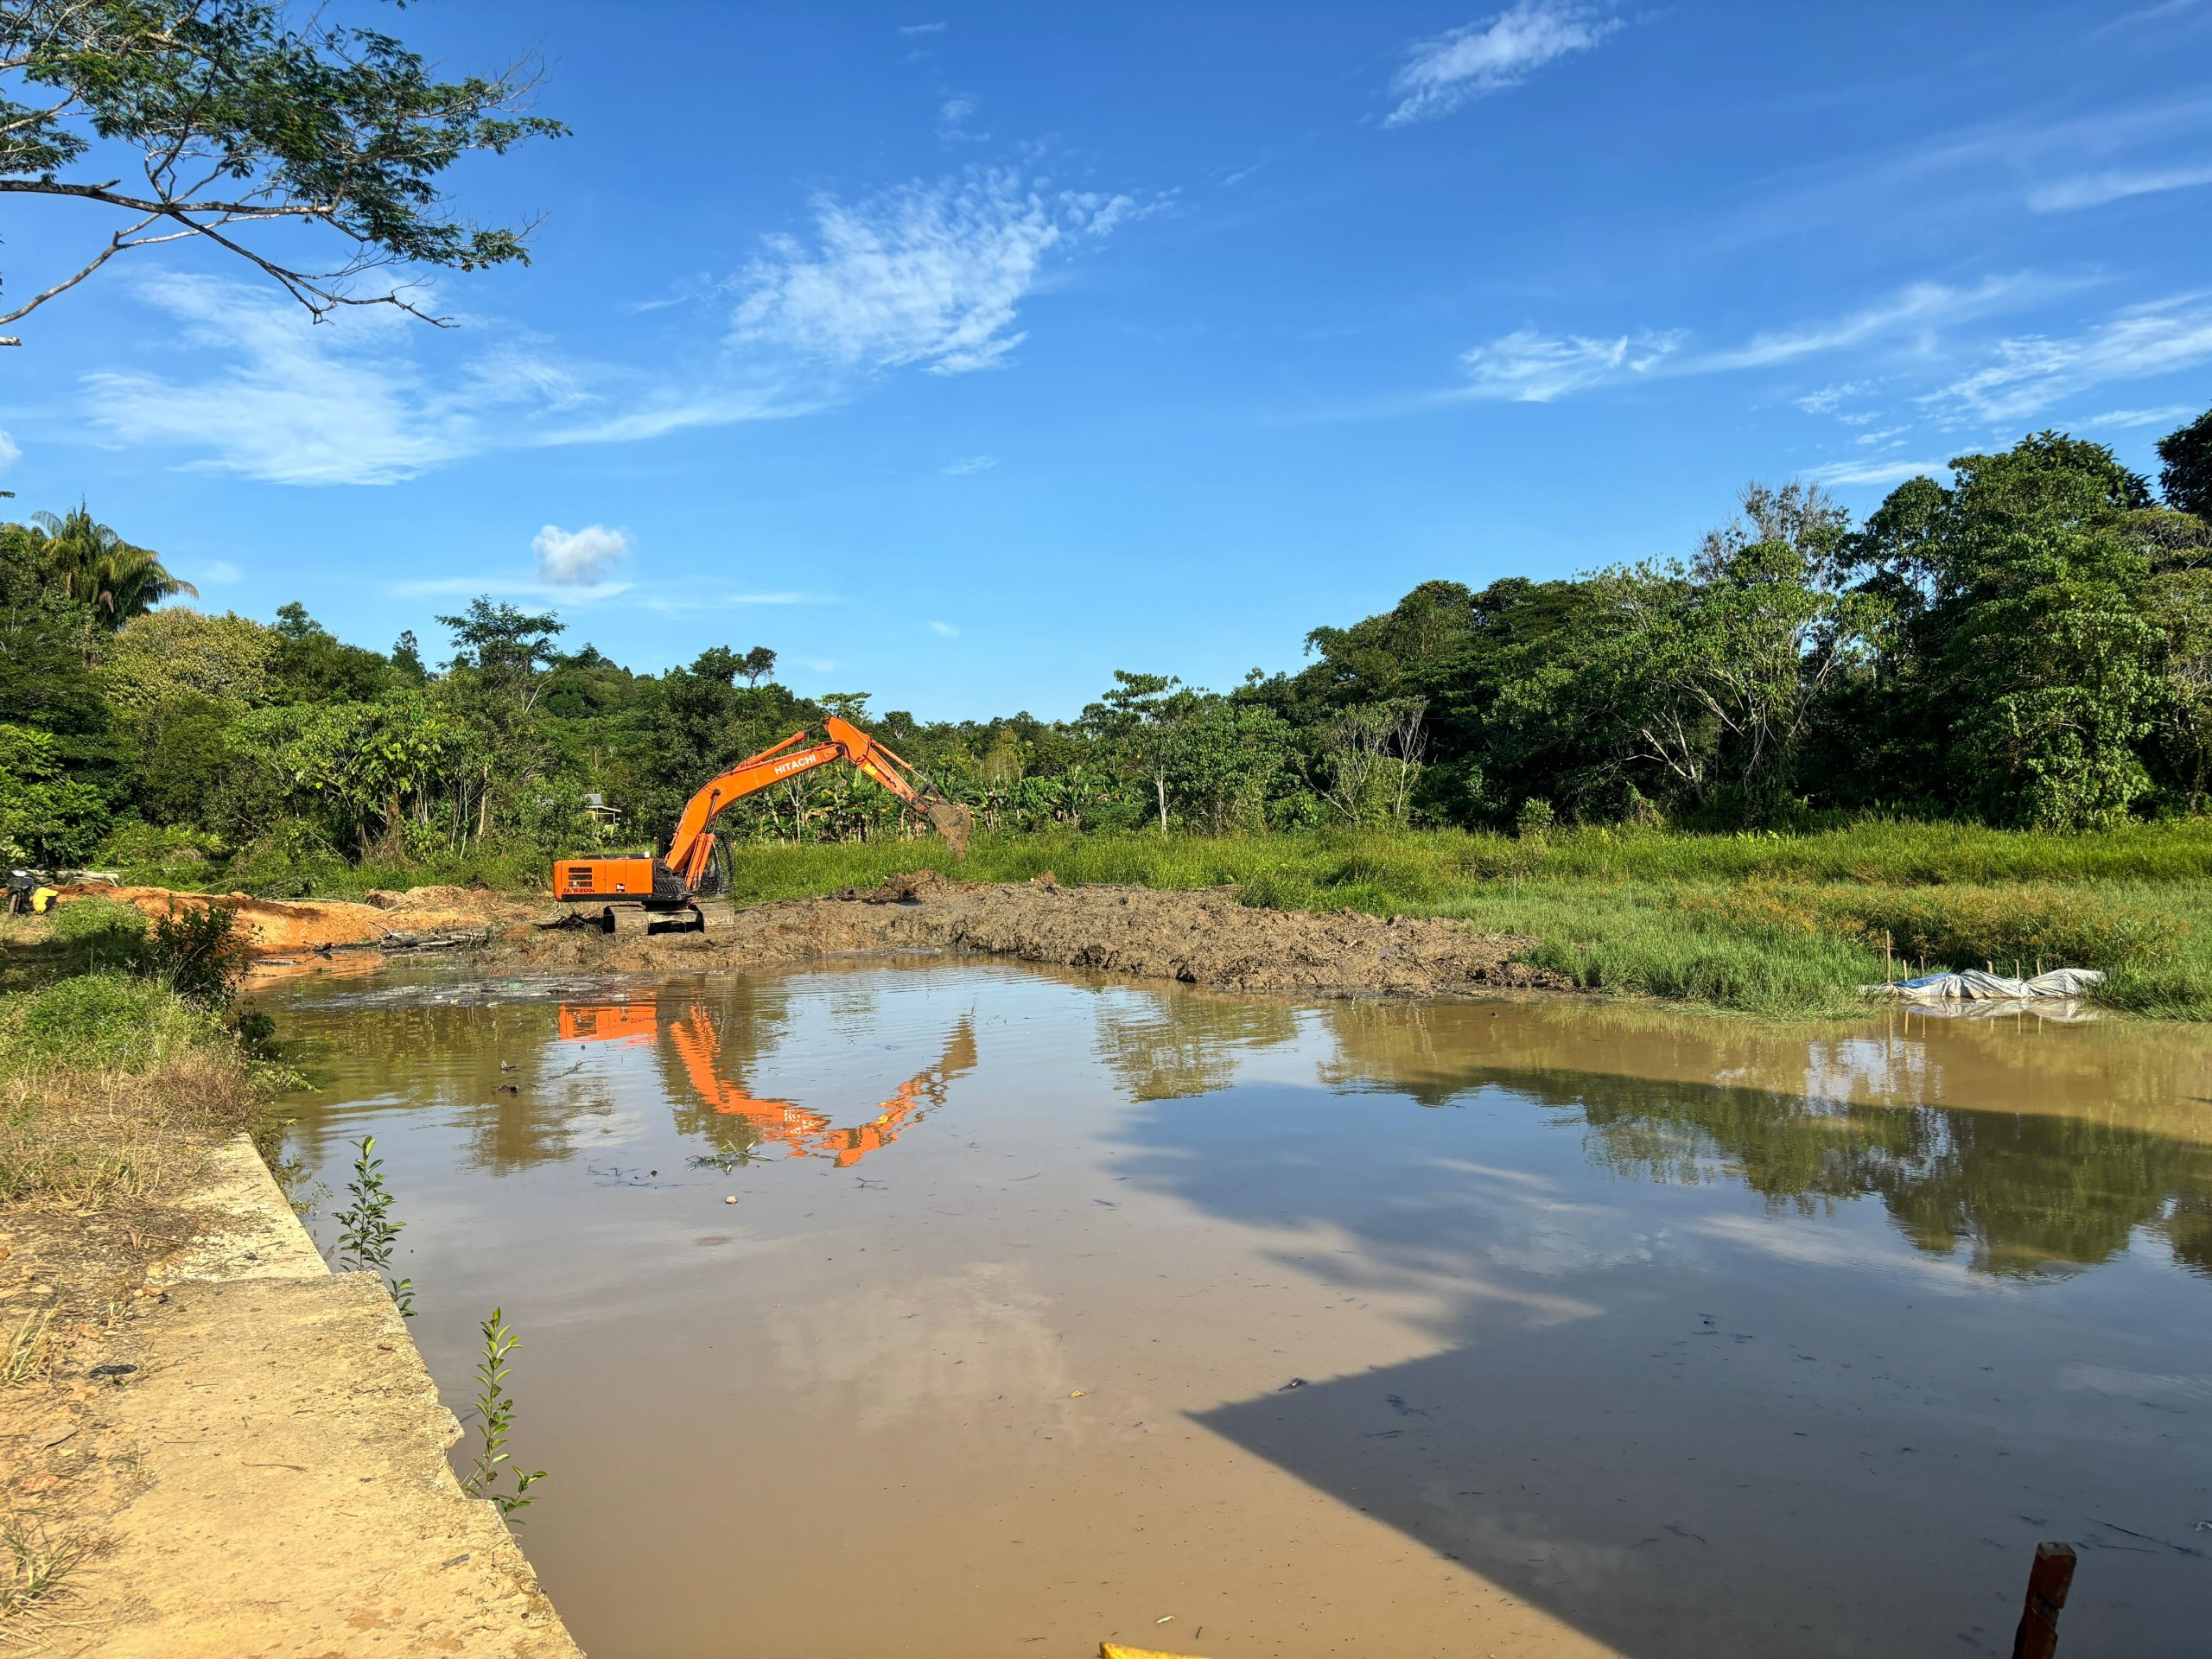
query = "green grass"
(714, 823, 2212, 1020)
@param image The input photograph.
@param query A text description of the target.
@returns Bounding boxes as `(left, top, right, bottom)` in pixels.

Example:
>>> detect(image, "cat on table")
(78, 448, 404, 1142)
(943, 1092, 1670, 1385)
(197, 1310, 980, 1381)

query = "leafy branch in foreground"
(332, 1133, 413, 1318)
(462, 1306, 546, 1519)
(0, 0, 567, 341)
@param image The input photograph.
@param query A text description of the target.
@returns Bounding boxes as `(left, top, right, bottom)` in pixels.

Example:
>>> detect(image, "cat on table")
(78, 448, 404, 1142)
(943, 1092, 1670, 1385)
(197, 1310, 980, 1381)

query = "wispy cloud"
(0, 429, 16, 470)
(1448, 277, 2050, 407)
(2026, 160, 2212, 212)
(82, 275, 801, 485)
(390, 575, 633, 601)
(638, 591, 836, 613)
(2081, 404, 2198, 429)
(1458, 328, 1679, 402)
(939, 454, 998, 474)
(1800, 457, 1954, 488)
(1682, 277, 2035, 373)
(936, 95, 986, 143)
(927, 620, 959, 636)
(191, 558, 244, 585)
(731, 168, 1137, 376)
(899, 20, 947, 35)
(533, 524, 630, 587)
(1386, 1, 1624, 127)
(1921, 292, 2212, 424)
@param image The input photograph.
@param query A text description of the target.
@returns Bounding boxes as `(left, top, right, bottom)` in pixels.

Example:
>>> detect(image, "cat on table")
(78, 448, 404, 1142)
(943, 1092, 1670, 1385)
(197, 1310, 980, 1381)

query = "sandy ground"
(59, 882, 522, 954)
(503, 870, 1568, 998)
(0, 1141, 581, 1657)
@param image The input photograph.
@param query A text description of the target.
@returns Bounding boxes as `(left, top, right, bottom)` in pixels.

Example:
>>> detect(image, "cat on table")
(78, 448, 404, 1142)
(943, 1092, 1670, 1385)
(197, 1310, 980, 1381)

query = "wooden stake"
(1885, 929, 1893, 986)
(2009, 1541, 2075, 1659)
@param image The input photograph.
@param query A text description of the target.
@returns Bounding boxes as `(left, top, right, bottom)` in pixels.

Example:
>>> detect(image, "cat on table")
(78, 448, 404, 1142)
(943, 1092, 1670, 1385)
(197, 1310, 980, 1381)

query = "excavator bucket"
(924, 800, 972, 859)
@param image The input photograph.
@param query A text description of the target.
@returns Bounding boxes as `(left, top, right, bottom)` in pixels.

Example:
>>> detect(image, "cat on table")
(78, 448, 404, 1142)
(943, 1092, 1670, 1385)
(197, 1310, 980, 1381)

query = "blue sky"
(10, 0, 2212, 718)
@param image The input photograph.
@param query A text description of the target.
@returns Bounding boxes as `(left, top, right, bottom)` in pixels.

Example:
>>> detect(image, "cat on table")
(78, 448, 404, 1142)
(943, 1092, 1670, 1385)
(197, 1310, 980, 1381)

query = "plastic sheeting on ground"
(1865, 967, 2106, 1002)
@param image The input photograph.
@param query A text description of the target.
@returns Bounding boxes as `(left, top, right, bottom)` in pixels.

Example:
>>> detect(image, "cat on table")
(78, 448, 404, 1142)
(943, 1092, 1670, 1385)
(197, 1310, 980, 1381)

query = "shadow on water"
(1109, 997, 2212, 1656)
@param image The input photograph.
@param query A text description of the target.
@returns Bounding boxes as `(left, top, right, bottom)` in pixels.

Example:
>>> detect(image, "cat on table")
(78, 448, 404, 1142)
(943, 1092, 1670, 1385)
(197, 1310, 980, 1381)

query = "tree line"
(3, 409, 2209, 884)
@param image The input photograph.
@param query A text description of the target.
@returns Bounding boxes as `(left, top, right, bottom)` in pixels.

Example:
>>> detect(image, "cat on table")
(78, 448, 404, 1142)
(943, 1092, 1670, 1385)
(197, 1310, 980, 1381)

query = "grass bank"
(0, 973, 286, 1207)
(715, 822, 2212, 1020)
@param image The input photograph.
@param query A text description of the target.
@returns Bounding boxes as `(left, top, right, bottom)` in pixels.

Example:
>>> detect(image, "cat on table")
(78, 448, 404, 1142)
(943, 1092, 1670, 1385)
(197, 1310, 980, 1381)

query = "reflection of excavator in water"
(551, 716, 972, 934)
(557, 999, 979, 1168)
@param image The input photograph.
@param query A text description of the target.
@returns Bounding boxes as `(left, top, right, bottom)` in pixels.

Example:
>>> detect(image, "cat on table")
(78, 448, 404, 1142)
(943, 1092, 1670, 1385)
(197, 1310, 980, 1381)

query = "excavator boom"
(551, 715, 970, 929)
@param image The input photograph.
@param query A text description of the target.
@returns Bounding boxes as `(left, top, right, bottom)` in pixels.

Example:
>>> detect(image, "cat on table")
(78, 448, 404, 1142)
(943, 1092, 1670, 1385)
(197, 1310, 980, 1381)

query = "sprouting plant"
(332, 1135, 414, 1319)
(462, 1306, 547, 1519)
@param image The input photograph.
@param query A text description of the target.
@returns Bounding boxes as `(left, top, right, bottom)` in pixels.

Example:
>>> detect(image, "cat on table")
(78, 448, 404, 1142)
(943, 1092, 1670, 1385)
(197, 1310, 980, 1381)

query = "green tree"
(2157, 406, 2212, 520)
(99, 607, 276, 709)
(1947, 528, 2160, 829)
(0, 0, 565, 342)
(1083, 671, 1187, 834)
(0, 722, 108, 863)
(16, 503, 194, 627)
(270, 601, 392, 702)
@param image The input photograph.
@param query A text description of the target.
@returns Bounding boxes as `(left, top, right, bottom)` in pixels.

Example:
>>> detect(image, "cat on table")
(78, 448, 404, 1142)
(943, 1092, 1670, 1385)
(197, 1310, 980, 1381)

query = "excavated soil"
(58, 882, 526, 954)
(499, 870, 1567, 997)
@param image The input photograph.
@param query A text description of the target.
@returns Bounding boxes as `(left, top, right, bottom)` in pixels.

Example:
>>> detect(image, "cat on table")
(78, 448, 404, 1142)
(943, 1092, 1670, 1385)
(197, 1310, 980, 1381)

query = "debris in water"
(724, 1196, 738, 1205)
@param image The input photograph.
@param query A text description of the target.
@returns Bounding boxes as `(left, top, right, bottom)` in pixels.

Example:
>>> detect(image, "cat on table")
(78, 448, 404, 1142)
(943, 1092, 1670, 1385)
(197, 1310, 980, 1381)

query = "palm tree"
(22, 502, 196, 627)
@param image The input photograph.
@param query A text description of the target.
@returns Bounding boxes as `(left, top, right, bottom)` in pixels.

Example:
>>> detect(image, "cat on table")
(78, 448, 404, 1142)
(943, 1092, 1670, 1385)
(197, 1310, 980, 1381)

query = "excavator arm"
(663, 716, 970, 889)
(552, 715, 970, 921)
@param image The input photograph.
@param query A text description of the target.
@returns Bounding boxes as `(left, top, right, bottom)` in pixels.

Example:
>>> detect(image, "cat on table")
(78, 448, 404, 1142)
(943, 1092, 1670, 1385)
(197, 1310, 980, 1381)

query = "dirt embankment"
(504, 870, 1567, 997)
(1, 1141, 580, 1657)
(61, 882, 525, 954)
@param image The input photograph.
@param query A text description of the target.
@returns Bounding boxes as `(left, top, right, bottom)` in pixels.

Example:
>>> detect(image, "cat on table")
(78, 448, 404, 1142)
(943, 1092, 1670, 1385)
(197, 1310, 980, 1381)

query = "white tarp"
(1866, 968, 2106, 1003)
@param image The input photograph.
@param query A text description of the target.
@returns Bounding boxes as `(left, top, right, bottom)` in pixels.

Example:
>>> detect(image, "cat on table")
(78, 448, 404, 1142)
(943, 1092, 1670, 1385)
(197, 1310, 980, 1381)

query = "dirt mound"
(503, 874, 1565, 998)
(59, 883, 516, 956)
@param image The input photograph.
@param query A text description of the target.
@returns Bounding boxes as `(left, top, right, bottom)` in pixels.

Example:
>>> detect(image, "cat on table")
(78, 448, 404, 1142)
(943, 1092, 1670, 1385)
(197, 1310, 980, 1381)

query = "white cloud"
(899, 20, 947, 34)
(80, 274, 801, 486)
(800, 657, 840, 672)
(1853, 426, 1910, 447)
(1386, 1, 1624, 126)
(2081, 404, 2197, 429)
(637, 591, 835, 613)
(193, 558, 244, 585)
(2027, 161, 2212, 212)
(940, 454, 998, 474)
(532, 523, 631, 587)
(389, 575, 632, 601)
(936, 96, 984, 142)
(730, 168, 1137, 375)
(1686, 278, 2032, 373)
(927, 620, 959, 636)
(1458, 327, 1679, 401)
(0, 429, 17, 470)
(1451, 278, 2047, 409)
(1800, 457, 1954, 488)
(1795, 384, 1865, 416)
(1922, 293, 2212, 424)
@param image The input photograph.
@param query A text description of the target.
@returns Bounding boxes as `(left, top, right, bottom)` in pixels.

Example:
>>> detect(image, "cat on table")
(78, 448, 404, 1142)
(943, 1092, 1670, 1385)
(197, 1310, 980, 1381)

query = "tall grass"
(0, 976, 285, 1206)
(718, 823, 2212, 1020)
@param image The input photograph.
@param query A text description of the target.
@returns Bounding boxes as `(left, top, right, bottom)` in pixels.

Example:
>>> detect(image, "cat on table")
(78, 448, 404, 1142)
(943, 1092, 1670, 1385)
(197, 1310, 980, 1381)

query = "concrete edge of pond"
(77, 1135, 587, 1658)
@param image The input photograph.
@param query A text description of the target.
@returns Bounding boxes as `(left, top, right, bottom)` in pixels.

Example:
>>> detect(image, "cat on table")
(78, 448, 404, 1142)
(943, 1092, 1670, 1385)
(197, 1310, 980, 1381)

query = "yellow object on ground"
(1102, 1646, 1211, 1659)
(31, 886, 58, 913)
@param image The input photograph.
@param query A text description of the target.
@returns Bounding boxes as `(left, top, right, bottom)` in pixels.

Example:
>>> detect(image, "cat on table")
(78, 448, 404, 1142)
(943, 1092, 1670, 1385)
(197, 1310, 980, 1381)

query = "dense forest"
(5, 410, 2210, 893)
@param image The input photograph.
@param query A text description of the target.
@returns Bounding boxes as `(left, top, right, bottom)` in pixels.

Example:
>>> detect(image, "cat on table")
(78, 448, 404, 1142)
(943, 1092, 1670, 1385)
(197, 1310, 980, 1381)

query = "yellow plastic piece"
(1101, 1647, 1210, 1659)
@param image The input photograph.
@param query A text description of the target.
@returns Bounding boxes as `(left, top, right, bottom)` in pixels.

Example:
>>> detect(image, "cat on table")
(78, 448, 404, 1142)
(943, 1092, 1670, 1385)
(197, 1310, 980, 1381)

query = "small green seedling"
(333, 1135, 414, 1318)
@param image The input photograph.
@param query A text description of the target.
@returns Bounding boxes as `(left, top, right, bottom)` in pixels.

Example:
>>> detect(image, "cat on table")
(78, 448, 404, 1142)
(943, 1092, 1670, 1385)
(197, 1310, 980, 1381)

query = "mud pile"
(505, 872, 1566, 998)
(61, 882, 518, 954)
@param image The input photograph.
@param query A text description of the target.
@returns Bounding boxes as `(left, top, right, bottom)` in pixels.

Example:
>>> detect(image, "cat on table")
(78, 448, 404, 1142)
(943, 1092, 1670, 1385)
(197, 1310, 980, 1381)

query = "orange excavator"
(556, 998, 979, 1167)
(551, 715, 971, 934)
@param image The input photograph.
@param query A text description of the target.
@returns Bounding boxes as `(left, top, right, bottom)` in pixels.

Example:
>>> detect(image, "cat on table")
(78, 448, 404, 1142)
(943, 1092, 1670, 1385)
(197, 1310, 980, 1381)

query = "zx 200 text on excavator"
(550, 715, 971, 935)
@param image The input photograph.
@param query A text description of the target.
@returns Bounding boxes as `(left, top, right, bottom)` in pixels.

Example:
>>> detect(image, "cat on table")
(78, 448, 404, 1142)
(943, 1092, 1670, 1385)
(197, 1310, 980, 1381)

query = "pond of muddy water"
(261, 958, 2212, 1658)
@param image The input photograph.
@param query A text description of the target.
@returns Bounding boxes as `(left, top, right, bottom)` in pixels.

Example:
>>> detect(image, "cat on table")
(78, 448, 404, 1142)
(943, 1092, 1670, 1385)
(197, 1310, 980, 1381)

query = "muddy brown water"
(259, 958, 2212, 1658)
